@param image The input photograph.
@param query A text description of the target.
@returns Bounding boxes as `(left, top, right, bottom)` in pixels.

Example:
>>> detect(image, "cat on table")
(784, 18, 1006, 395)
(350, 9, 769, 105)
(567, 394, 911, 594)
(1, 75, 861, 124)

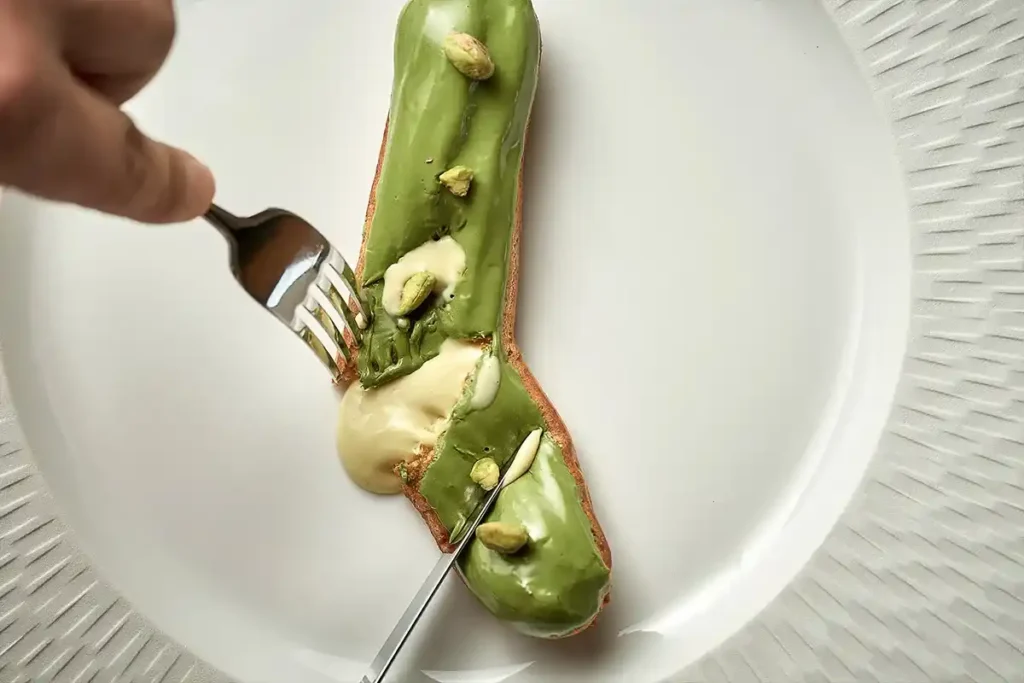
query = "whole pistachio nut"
(475, 521, 529, 554)
(470, 457, 499, 490)
(439, 165, 474, 197)
(442, 32, 495, 80)
(397, 271, 436, 315)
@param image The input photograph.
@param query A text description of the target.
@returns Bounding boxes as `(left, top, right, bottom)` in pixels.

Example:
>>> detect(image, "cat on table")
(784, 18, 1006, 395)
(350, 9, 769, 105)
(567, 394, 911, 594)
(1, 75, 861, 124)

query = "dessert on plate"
(335, 0, 611, 638)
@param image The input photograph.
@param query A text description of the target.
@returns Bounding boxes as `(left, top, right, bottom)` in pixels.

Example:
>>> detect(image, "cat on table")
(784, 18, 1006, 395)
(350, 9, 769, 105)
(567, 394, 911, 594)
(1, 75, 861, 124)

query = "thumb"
(6, 70, 215, 224)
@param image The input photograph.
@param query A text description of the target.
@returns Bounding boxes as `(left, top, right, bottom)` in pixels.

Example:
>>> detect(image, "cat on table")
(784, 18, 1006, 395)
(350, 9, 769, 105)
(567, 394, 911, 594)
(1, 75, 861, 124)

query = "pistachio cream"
(469, 354, 501, 410)
(381, 237, 466, 317)
(337, 339, 482, 494)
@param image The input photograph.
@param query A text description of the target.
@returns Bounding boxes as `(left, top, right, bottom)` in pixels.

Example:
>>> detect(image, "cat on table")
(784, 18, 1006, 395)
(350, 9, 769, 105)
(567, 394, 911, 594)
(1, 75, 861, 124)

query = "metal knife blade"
(359, 469, 511, 683)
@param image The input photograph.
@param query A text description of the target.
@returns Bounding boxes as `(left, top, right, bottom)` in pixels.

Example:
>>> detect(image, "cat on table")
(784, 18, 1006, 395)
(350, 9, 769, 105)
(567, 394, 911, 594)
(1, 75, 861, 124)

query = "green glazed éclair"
(335, 0, 611, 638)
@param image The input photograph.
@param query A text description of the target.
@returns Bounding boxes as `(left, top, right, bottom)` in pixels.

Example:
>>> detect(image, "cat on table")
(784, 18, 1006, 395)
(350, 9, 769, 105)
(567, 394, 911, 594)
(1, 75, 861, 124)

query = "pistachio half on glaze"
(476, 521, 528, 554)
(439, 165, 474, 197)
(396, 271, 436, 315)
(470, 457, 499, 490)
(442, 32, 495, 80)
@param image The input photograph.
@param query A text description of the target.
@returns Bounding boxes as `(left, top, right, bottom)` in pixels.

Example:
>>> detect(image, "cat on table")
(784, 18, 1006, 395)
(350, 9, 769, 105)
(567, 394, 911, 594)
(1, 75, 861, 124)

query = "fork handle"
(204, 203, 244, 236)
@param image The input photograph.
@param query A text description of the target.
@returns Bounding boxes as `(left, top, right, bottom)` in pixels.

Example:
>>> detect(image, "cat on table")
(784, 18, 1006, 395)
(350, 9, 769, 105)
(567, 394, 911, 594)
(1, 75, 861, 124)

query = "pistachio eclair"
(336, 0, 611, 638)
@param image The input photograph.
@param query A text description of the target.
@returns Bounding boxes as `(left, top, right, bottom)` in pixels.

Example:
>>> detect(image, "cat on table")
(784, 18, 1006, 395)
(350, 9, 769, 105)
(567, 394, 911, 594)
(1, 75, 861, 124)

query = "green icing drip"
(353, 0, 609, 635)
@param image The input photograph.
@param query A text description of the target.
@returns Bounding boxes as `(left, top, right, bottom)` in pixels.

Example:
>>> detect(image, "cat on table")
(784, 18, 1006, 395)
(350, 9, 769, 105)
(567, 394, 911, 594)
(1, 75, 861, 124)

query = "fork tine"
(292, 246, 369, 378)
(293, 305, 348, 376)
(309, 284, 354, 350)
(320, 248, 369, 340)
(206, 202, 367, 378)
(317, 271, 364, 344)
(325, 250, 367, 312)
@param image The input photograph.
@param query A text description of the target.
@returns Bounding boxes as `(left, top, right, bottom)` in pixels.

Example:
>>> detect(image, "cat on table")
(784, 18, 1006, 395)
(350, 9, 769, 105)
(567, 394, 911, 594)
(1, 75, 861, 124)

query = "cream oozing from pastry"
(381, 237, 466, 317)
(337, 340, 483, 494)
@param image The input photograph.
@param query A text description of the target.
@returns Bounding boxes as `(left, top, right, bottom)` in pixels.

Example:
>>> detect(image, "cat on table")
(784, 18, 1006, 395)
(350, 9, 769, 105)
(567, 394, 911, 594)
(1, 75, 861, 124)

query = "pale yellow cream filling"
(381, 236, 466, 317)
(336, 340, 483, 494)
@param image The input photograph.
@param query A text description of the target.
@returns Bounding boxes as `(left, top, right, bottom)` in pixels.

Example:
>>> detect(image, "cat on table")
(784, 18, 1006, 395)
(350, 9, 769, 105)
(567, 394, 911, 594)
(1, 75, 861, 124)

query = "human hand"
(0, 0, 215, 223)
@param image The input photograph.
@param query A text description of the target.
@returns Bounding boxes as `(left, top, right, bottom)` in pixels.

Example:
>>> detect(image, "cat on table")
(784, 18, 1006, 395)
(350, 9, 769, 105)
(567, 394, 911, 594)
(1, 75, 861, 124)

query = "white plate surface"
(2, 0, 1020, 682)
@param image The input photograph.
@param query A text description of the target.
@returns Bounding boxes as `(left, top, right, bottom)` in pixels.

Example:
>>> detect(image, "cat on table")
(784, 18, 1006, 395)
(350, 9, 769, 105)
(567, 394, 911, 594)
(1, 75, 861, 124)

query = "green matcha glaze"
(420, 354, 542, 535)
(353, 0, 610, 636)
(460, 435, 610, 638)
(357, 0, 540, 387)
(357, 286, 450, 386)
(425, 355, 608, 636)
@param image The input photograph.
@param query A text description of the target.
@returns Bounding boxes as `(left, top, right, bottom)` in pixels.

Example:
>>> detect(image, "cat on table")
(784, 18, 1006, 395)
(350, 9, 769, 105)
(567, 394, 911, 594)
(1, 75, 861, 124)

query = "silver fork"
(204, 202, 498, 683)
(203, 203, 368, 377)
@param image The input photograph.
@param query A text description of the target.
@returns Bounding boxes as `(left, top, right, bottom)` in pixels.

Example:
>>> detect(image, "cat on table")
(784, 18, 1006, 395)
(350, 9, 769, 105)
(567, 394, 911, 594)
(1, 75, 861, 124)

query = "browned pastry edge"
(340, 61, 613, 635)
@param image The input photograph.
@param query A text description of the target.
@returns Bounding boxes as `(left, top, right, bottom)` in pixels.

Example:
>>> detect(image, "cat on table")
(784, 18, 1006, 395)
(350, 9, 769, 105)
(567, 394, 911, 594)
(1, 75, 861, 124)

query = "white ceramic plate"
(0, 1, 1022, 682)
